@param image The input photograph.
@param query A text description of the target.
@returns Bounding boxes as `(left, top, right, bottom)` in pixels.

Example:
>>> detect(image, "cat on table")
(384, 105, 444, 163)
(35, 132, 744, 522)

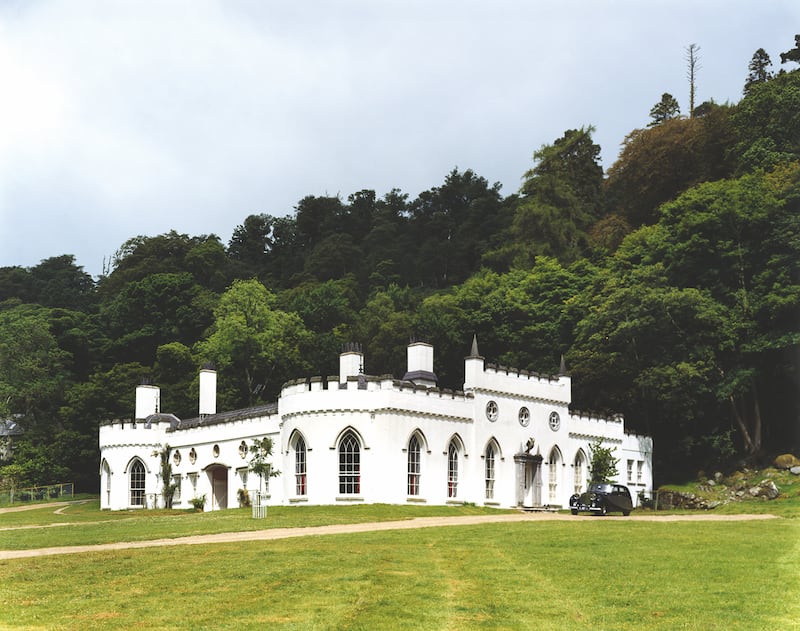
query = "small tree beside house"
(588, 438, 619, 484)
(156, 444, 177, 509)
(249, 437, 281, 518)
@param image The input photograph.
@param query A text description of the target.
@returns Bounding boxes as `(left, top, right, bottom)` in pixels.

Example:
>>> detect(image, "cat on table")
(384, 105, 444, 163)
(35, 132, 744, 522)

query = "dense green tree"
(153, 343, 198, 419)
(733, 69, 800, 172)
(228, 213, 274, 277)
(779, 34, 800, 66)
(654, 168, 800, 456)
(100, 232, 227, 296)
(29, 255, 96, 311)
(575, 167, 800, 467)
(569, 264, 727, 474)
(415, 260, 594, 387)
(588, 438, 620, 484)
(505, 128, 603, 265)
(648, 93, 681, 126)
(346, 285, 417, 379)
(278, 276, 362, 377)
(0, 305, 71, 427)
(0, 266, 36, 305)
(196, 279, 311, 407)
(61, 362, 148, 430)
(605, 111, 737, 227)
(304, 233, 364, 282)
(744, 48, 774, 95)
(361, 189, 413, 288)
(0, 257, 96, 311)
(409, 169, 506, 287)
(48, 308, 105, 381)
(100, 272, 215, 365)
(294, 195, 346, 251)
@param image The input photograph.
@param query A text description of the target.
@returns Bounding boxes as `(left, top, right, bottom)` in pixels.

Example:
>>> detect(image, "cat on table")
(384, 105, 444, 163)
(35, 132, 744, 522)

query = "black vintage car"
(569, 483, 633, 516)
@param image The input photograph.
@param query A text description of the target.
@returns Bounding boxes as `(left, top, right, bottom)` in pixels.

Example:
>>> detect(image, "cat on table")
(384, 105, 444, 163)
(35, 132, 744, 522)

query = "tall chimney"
(339, 342, 364, 384)
(403, 340, 437, 388)
(199, 363, 217, 417)
(135, 381, 160, 420)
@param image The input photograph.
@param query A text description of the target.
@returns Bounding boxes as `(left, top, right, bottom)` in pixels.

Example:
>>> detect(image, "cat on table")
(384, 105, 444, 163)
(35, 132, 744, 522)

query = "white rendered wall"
(101, 352, 653, 511)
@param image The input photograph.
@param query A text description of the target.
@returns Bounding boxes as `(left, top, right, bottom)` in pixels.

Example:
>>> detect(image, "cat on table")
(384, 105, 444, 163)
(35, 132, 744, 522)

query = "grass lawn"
(1, 500, 799, 630)
(0, 501, 513, 550)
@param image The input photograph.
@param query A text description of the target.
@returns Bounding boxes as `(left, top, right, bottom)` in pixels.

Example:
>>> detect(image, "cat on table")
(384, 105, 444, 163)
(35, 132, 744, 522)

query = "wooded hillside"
(2, 41, 800, 490)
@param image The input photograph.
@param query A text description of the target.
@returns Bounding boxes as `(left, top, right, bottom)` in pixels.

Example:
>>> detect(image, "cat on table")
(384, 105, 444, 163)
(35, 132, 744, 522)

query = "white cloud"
(0, 0, 799, 276)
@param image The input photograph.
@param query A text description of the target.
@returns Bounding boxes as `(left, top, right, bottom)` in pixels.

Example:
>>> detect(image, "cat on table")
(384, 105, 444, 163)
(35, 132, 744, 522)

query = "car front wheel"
(571, 509, 578, 515)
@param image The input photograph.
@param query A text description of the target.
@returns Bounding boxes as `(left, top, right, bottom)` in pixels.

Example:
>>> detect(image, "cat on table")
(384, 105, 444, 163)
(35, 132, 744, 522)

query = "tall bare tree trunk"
(686, 44, 701, 117)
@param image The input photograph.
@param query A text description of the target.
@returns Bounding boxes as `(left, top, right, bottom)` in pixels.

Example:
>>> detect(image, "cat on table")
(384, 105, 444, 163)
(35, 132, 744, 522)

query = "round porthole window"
(189, 448, 197, 464)
(238, 441, 248, 459)
(548, 411, 561, 431)
(518, 407, 530, 427)
(212, 444, 220, 458)
(486, 400, 499, 422)
(173, 450, 182, 466)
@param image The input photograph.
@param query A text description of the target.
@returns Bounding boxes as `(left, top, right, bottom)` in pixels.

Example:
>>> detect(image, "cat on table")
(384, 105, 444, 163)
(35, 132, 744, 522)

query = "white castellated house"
(99, 338, 653, 511)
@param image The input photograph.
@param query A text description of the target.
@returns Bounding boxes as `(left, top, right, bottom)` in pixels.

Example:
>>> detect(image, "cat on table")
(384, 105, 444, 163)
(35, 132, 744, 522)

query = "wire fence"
(1, 482, 74, 505)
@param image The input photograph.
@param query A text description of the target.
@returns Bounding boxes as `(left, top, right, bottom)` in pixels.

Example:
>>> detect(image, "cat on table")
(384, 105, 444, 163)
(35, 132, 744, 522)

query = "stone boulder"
(773, 453, 800, 469)
(748, 480, 780, 500)
(790, 466, 800, 476)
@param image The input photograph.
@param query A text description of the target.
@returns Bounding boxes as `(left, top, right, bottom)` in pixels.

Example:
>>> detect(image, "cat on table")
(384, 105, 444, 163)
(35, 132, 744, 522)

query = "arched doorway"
(514, 449, 543, 508)
(206, 465, 229, 510)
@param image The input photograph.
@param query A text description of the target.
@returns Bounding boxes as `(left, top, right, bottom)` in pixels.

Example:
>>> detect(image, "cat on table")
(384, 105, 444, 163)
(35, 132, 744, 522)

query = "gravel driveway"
(0, 507, 778, 561)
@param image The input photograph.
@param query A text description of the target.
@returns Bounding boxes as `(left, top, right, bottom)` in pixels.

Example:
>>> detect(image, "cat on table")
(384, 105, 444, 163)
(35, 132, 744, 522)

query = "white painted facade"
(99, 340, 653, 511)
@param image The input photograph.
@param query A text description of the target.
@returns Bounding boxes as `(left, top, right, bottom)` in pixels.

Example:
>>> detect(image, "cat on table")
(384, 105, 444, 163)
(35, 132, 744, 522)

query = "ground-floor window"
(408, 435, 421, 495)
(295, 436, 307, 495)
(172, 474, 182, 503)
(548, 447, 561, 504)
(339, 431, 360, 494)
(130, 458, 145, 507)
(573, 451, 586, 494)
(485, 444, 495, 499)
(447, 442, 459, 498)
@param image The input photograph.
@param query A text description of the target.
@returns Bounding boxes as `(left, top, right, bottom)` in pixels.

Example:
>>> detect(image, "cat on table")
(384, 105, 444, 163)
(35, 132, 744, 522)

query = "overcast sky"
(1, 1, 798, 278)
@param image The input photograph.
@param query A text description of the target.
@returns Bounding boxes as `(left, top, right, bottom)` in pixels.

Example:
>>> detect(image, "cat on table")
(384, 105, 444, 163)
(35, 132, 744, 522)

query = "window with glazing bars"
(339, 431, 360, 494)
(408, 435, 421, 495)
(447, 442, 458, 498)
(130, 459, 145, 506)
(485, 444, 495, 499)
(295, 436, 307, 495)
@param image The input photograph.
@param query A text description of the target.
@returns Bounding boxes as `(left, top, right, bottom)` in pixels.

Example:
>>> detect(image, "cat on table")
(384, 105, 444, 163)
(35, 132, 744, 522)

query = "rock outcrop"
(773, 454, 800, 469)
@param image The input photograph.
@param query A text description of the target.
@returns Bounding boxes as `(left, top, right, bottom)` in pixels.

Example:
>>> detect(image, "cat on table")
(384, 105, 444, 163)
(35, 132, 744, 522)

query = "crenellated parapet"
(464, 357, 571, 405)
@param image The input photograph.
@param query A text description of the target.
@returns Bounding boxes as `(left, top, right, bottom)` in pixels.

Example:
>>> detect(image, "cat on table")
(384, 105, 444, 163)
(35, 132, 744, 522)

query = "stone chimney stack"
(135, 379, 160, 421)
(199, 363, 217, 417)
(403, 339, 437, 388)
(339, 342, 364, 384)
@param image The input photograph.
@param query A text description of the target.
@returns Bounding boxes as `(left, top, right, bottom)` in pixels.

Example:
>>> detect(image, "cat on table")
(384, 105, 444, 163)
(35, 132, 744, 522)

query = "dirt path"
(0, 501, 81, 514)
(0, 511, 779, 561)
